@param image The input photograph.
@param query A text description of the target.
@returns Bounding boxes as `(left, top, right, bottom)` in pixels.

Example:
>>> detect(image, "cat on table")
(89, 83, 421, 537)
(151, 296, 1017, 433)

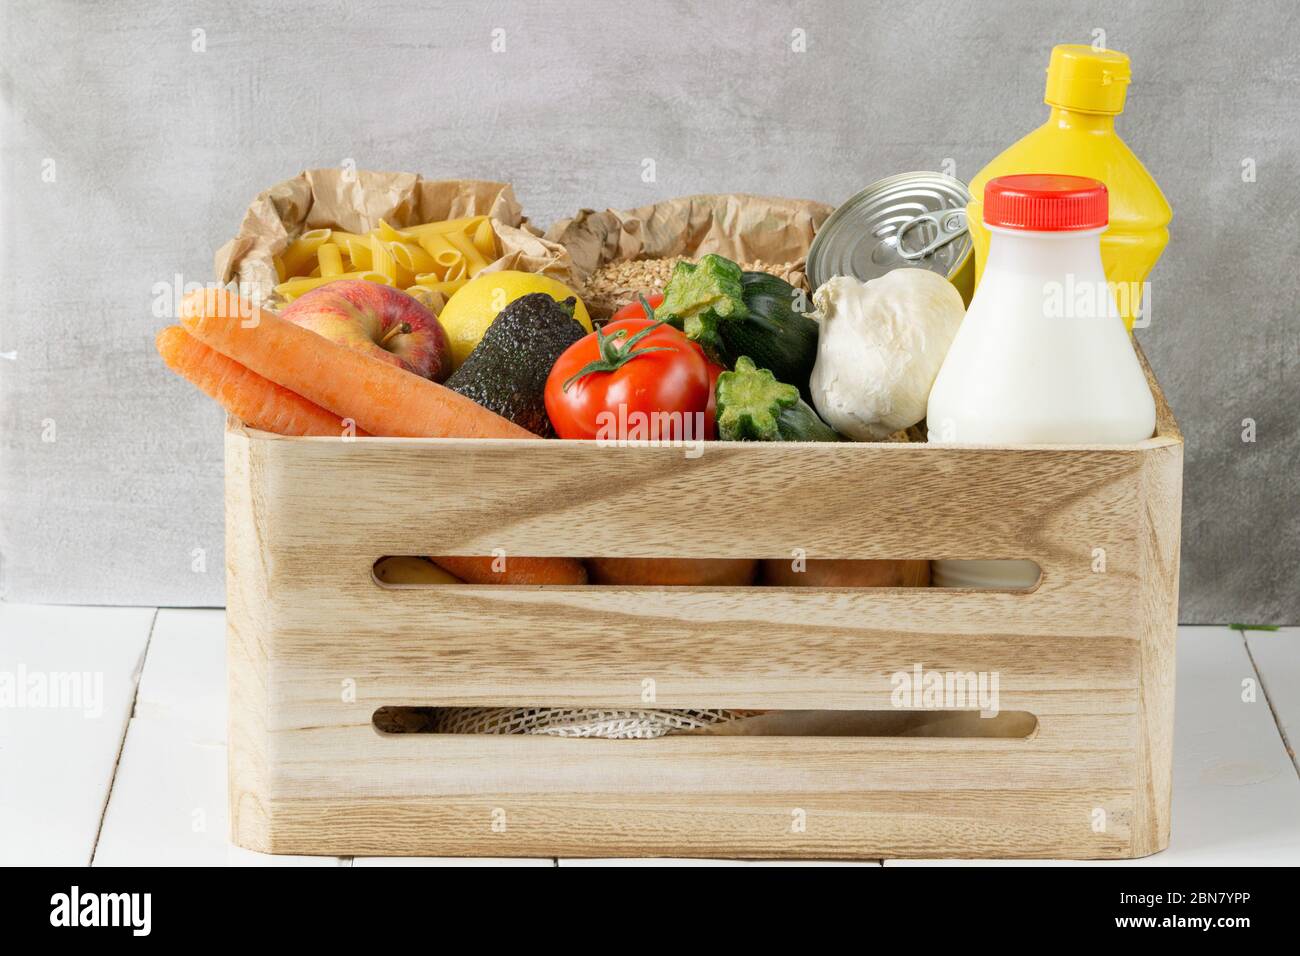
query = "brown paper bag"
(213, 169, 576, 309)
(545, 193, 834, 319)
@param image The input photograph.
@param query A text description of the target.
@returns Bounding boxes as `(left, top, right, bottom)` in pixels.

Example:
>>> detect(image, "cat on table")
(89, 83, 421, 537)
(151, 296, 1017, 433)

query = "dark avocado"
(445, 293, 587, 436)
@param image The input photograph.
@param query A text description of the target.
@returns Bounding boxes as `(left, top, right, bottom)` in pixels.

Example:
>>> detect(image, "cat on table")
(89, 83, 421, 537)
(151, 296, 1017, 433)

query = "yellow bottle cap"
(1044, 44, 1131, 115)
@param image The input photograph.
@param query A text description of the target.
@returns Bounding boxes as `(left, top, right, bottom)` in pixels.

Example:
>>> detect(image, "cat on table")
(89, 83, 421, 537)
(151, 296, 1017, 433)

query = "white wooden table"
(3, 604, 1297, 866)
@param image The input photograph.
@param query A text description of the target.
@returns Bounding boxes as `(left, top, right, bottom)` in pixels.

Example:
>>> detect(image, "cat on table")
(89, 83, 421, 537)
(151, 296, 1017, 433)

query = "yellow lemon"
(438, 271, 591, 369)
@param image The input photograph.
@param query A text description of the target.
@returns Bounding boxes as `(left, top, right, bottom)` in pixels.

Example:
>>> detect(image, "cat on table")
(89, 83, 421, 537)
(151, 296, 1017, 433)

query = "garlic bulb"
(809, 270, 965, 440)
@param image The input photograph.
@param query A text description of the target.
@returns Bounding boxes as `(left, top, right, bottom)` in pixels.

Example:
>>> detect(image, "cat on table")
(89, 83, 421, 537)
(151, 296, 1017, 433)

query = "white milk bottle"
(926, 174, 1156, 590)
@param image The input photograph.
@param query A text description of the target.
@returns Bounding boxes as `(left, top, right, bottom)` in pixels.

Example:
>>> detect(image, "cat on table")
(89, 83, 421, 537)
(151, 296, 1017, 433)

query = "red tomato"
(610, 293, 722, 438)
(611, 293, 665, 322)
(545, 318, 711, 442)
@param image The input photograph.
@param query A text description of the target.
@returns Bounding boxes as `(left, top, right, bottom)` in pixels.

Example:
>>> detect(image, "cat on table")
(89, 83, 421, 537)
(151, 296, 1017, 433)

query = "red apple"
(280, 280, 451, 382)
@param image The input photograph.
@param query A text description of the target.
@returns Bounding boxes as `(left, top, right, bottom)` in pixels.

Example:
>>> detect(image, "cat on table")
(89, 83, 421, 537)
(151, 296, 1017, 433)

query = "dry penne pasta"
(339, 235, 372, 270)
(267, 213, 504, 305)
(415, 232, 465, 276)
(275, 269, 391, 298)
(385, 245, 416, 287)
(317, 243, 344, 277)
(391, 241, 439, 275)
(471, 218, 498, 259)
(329, 230, 368, 248)
(443, 230, 489, 277)
(376, 219, 410, 243)
(280, 229, 331, 277)
(369, 235, 399, 285)
(414, 275, 469, 297)
(401, 215, 487, 238)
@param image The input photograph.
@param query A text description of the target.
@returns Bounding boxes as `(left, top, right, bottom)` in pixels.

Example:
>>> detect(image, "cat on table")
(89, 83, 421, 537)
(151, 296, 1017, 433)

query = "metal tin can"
(807, 171, 975, 305)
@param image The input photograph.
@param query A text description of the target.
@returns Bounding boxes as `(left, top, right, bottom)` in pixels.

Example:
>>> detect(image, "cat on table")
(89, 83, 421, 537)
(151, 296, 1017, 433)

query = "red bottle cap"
(982, 174, 1108, 231)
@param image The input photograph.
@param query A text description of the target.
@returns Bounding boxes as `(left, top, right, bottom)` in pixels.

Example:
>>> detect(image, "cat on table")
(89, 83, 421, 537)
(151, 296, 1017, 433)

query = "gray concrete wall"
(1, 1, 1295, 622)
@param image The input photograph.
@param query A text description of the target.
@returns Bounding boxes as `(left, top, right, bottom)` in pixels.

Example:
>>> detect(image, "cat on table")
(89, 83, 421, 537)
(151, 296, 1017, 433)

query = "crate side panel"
(1131, 440, 1183, 855)
(225, 427, 275, 852)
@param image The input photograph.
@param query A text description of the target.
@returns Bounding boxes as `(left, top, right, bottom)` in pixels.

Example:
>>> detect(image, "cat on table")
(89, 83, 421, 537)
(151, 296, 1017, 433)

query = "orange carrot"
(431, 555, 588, 586)
(585, 557, 758, 586)
(175, 291, 576, 581)
(156, 325, 367, 437)
(178, 289, 534, 439)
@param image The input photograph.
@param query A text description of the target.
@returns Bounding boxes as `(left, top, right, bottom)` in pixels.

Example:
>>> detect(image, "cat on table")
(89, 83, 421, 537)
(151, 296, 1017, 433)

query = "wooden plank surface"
(132, 608, 226, 742)
(5, 607, 1294, 865)
(1245, 628, 1299, 774)
(268, 592, 1147, 713)
(885, 627, 1300, 865)
(242, 427, 1164, 561)
(93, 610, 337, 866)
(0, 604, 155, 865)
(93, 718, 342, 866)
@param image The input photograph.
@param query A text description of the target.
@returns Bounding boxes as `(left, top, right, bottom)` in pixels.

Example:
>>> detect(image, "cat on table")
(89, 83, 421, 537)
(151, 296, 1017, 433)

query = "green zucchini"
(718, 271, 820, 402)
(715, 356, 841, 442)
(656, 255, 819, 400)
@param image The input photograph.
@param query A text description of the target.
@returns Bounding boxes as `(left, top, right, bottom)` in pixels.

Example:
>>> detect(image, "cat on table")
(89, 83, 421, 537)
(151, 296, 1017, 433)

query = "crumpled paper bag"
(213, 168, 576, 307)
(545, 192, 834, 317)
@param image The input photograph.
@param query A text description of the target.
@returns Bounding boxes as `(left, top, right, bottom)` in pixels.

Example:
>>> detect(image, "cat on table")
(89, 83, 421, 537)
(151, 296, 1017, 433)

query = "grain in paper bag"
(546, 192, 834, 319)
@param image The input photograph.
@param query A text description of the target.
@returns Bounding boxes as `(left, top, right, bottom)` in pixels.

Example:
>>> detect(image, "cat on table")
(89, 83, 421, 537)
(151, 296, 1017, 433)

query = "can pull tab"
(895, 208, 968, 261)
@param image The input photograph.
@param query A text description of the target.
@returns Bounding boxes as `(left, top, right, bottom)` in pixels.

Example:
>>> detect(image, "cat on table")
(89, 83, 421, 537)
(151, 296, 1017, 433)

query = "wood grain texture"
(1131, 440, 1183, 854)
(226, 366, 1183, 859)
(225, 428, 274, 853)
(0, 605, 155, 865)
(263, 790, 1137, 860)
(1129, 339, 1182, 855)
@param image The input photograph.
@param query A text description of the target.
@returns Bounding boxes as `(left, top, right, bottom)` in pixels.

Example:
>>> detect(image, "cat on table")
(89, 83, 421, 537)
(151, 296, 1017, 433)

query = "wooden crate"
(226, 351, 1182, 860)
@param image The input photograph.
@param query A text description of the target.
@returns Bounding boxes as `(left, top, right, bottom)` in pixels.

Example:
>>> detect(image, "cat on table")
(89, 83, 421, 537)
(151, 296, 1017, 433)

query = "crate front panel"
(245, 433, 1154, 562)
(267, 585, 1141, 712)
(244, 429, 1149, 714)
(265, 739, 1139, 859)
(259, 586, 1144, 858)
(225, 428, 1167, 858)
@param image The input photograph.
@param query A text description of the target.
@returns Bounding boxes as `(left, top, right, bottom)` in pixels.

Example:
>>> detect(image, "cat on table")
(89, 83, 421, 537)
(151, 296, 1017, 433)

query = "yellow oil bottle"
(967, 45, 1172, 330)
